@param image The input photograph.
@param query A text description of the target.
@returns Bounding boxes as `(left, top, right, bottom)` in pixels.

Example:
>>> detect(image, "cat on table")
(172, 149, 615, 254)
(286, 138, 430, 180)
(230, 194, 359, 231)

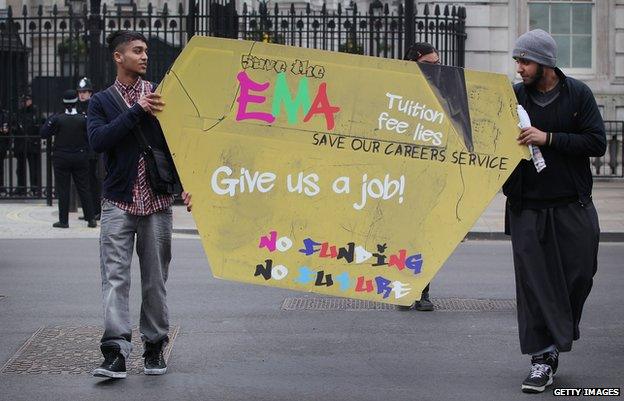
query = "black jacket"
(40, 111, 90, 153)
(78, 99, 98, 159)
(0, 109, 10, 154)
(503, 68, 606, 211)
(87, 85, 179, 203)
(14, 105, 42, 154)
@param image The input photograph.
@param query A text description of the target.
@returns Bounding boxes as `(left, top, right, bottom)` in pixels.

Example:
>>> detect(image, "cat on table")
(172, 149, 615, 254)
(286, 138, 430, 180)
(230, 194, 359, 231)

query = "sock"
(531, 344, 556, 358)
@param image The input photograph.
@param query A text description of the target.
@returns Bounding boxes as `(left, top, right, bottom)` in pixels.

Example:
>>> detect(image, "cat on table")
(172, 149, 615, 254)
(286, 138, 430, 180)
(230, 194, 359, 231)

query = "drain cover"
(1, 325, 179, 375)
(282, 297, 396, 311)
(281, 297, 516, 312)
(433, 297, 516, 311)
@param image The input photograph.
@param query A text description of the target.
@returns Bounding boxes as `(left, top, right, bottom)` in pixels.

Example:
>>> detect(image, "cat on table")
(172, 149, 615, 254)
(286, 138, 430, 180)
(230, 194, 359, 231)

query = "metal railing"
(592, 120, 623, 178)
(232, 1, 466, 64)
(0, 1, 466, 201)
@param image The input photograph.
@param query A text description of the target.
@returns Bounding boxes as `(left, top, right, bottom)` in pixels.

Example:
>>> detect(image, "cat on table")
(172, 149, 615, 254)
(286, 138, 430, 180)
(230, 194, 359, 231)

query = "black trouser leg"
(71, 153, 94, 221)
(27, 151, 41, 195)
(0, 150, 6, 190)
(422, 283, 430, 296)
(53, 155, 72, 225)
(554, 202, 600, 341)
(15, 152, 27, 195)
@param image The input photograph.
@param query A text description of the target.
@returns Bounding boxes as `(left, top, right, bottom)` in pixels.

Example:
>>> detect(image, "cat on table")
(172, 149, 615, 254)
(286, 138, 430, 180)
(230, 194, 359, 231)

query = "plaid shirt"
(105, 77, 174, 215)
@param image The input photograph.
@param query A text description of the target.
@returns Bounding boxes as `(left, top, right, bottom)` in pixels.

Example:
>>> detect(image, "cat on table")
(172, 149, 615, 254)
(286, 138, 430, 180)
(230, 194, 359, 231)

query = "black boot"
(143, 339, 167, 375)
(414, 286, 434, 311)
(52, 221, 69, 228)
(93, 345, 126, 379)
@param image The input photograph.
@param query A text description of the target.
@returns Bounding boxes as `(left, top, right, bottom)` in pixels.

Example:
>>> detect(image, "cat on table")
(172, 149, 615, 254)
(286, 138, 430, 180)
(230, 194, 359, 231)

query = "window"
(528, 0, 593, 70)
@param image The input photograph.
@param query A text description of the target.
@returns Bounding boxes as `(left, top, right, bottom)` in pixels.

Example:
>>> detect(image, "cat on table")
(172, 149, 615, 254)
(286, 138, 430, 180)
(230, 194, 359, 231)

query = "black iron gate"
(0, 0, 468, 201)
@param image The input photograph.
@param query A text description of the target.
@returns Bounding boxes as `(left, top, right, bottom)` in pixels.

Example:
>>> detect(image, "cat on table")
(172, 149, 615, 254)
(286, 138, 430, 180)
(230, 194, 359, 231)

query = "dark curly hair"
(404, 42, 437, 62)
(106, 30, 148, 54)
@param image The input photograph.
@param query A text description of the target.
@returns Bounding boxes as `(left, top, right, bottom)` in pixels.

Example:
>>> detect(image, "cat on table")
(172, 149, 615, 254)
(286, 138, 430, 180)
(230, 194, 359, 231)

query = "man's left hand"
(518, 127, 547, 146)
(182, 191, 192, 212)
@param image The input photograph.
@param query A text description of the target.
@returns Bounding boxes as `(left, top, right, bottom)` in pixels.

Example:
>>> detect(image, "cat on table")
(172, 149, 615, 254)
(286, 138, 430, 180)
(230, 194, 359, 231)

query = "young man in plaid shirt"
(87, 30, 192, 379)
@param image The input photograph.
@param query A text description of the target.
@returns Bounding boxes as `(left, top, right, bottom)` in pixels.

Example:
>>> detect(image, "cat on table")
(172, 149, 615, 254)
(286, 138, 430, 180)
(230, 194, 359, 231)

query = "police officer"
(76, 77, 102, 219)
(41, 90, 96, 228)
(0, 106, 10, 194)
(77, 77, 93, 114)
(15, 93, 42, 196)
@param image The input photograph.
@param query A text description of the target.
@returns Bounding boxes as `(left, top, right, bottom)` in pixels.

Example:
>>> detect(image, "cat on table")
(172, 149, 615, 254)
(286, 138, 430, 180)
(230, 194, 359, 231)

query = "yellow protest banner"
(156, 36, 529, 306)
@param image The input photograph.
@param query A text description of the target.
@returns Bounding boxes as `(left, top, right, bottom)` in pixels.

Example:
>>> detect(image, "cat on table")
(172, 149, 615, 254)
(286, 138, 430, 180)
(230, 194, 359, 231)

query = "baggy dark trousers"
(53, 150, 94, 224)
(509, 201, 599, 355)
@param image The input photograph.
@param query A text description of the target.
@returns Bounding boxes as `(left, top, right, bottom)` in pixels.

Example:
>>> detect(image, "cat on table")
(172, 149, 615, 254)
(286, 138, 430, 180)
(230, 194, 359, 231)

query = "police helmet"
(62, 89, 79, 104)
(77, 77, 93, 92)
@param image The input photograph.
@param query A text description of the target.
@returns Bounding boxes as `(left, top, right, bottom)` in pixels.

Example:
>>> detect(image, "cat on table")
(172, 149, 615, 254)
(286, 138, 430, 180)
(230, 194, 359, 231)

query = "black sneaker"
(521, 359, 553, 393)
(414, 292, 434, 312)
(143, 340, 167, 375)
(52, 222, 69, 228)
(544, 349, 559, 375)
(92, 346, 127, 379)
(87, 219, 97, 228)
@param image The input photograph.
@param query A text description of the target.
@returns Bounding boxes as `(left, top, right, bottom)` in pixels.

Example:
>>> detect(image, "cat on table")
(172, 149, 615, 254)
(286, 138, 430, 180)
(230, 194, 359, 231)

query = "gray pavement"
(0, 239, 622, 400)
(0, 182, 622, 400)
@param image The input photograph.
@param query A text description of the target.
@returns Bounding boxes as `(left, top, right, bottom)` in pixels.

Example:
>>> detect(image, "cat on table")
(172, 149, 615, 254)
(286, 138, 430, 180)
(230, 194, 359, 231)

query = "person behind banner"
(397, 42, 440, 312)
(504, 29, 606, 394)
(40, 90, 97, 229)
(87, 30, 192, 379)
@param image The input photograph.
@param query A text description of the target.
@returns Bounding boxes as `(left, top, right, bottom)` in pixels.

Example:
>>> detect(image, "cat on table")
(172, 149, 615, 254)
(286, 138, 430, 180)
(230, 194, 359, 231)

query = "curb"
(172, 228, 200, 236)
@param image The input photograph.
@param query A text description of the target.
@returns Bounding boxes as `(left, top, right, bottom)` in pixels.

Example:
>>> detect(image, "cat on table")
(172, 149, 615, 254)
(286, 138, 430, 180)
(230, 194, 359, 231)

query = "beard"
(526, 64, 544, 88)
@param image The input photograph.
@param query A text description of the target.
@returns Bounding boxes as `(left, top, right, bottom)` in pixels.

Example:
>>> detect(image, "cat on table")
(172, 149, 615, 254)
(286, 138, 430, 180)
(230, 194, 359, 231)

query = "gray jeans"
(99, 200, 172, 359)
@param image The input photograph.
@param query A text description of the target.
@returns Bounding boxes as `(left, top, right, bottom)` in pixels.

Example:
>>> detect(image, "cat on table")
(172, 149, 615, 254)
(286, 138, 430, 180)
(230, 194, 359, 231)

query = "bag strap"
(105, 85, 151, 151)
(105, 83, 181, 193)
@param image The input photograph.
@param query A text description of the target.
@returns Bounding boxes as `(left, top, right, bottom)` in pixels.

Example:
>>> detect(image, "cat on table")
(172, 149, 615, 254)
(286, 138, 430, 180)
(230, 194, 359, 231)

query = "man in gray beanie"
(503, 29, 606, 393)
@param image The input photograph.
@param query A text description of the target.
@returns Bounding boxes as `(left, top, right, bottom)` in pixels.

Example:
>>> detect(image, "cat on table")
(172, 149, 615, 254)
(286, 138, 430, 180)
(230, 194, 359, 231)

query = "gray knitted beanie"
(512, 29, 557, 68)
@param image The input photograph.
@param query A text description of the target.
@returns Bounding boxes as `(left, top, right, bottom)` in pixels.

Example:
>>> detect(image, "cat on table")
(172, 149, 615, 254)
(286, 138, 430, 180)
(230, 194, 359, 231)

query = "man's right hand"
(137, 93, 165, 115)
